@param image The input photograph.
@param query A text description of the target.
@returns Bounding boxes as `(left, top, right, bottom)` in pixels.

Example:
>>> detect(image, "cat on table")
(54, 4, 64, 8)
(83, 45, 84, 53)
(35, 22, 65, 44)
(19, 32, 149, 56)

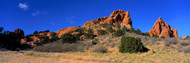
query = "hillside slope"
(1, 32, 190, 63)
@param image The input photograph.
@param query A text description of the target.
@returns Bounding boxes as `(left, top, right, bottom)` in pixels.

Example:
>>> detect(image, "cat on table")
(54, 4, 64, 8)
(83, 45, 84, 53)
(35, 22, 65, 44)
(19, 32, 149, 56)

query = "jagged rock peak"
(82, 9, 133, 29)
(149, 17, 178, 38)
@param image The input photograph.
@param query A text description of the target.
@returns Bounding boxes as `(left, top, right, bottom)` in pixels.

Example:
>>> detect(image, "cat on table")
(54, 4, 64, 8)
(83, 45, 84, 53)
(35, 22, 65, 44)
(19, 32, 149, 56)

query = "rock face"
(38, 32, 50, 37)
(55, 26, 78, 37)
(148, 17, 178, 38)
(14, 29, 24, 38)
(82, 10, 132, 29)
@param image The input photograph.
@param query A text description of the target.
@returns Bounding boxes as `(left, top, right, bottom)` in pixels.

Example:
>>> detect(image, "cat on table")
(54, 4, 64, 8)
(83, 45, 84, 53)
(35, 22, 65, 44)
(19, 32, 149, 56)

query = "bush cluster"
(75, 28, 85, 34)
(133, 28, 149, 36)
(122, 27, 149, 36)
(0, 27, 31, 50)
(91, 39, 98, 45)
(113, 29, 125, 37)
(35, 36, 51, 46)
(153, 34, 158, 38)
(84, 29, 96, 39)
(119, 36, 149, 53)
(61, 33, 76, 43)
(116, 23, 121, 29)
(100, 23, 113, 28)
(50, 32, 59, 42)
(106, 26, 114, 33)
(122, 26, 130, 32)
(97, 29, 107, 35)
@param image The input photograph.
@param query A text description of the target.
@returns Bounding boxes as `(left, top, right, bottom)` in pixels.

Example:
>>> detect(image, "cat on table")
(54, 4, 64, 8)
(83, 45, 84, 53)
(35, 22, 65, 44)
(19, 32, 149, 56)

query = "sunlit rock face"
(149, 17, 178, 38)
(82, 10, 132, 29)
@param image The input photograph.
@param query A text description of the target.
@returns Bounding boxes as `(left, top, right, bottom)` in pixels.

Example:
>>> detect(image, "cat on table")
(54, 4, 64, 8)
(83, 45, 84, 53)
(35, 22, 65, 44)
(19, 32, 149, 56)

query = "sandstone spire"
(149, 17, 178, 38)
(122, 11, 132, 29)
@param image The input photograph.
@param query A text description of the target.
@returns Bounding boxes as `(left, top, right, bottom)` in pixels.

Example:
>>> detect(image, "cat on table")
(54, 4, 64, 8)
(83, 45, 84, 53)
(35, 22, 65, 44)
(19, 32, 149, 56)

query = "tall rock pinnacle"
(149, 17, 178, 38)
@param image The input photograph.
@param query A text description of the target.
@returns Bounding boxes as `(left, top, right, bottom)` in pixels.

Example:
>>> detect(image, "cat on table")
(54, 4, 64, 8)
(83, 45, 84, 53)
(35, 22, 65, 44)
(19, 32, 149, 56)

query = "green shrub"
(153, 34, 158, 38)
(116, 23, 121, 29)
(122, 26, 130, 32)
(35, 36, 50, 46)
(100, 23, 109, 28)
(87, 29, 93, 33)
(135, 29, 142, 35)
(109, 22, 113, 25)
(73, 32, 82, 40)
(75, 28, 85, 34)
(97, 29, 107, 35)
(113, 29, 125, 37)
(106, 26, 114, 33)
(161, 36, 165, 39)
(92, 41, 97, 45)
(130, 28, 135, 33)
(119, 36, 149, 53)
(142, 32, 149, 36)
(83, 29, 95, 39)
(84, 33, 95, 39)
(50, 32, 58, 42)
(61, 33, 76, 43)
(90, 35, 95, 39)
(91, 39, 98, 45)
(50, 36, 58, 42)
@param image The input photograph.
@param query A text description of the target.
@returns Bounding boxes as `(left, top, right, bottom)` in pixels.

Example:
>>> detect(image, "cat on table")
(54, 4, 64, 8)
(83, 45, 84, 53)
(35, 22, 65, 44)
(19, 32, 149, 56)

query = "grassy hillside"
(1, 32, 190, 63)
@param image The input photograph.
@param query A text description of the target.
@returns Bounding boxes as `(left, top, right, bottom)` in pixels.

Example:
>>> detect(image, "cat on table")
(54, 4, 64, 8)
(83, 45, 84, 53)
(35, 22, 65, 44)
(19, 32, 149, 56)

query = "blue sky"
(0, 0, 190, 37)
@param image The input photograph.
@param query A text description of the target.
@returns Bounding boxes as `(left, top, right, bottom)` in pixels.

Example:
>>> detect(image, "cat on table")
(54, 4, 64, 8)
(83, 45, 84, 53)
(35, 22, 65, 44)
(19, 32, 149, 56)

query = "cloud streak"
(18, 3, 29, 10)
(32, 11, 47, 16)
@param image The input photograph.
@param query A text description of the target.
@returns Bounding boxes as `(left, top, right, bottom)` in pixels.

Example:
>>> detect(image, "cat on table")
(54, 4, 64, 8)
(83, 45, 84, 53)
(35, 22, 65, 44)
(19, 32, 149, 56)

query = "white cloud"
(18, 3, 29, 10)
(32, 11, 47, 16)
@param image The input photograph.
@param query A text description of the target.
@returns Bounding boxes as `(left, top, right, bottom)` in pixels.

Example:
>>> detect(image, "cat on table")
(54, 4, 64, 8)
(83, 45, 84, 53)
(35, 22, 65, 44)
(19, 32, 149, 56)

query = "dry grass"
(1, 42, 190, 63)
(1, 33, 190, 63)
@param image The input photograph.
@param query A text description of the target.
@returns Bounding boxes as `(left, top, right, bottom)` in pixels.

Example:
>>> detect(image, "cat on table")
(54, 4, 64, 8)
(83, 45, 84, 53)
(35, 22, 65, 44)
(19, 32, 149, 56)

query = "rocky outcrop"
(55, 26, 78, 37)
(82, 10, 132, 29)
(38, 32, 50, 37)
(14, 29, 24, 38)
(149, 17, 178, 38)
(171, 28, 178, 38)
(180, 36, 188, 39)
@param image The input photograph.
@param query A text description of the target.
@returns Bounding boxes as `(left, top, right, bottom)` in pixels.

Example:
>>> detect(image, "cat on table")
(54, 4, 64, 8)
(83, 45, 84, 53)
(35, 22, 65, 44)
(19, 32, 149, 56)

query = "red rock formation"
(122, 11, 132, 29)
(82, 10, 132, 29)
(82, 17, 108, 28)
(171, 28, 178, 38)
(149, 17, 178, 38)
(38, 32, 50, 37)
(55, 26, 78, 37)
(14, 29, 24, 38)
